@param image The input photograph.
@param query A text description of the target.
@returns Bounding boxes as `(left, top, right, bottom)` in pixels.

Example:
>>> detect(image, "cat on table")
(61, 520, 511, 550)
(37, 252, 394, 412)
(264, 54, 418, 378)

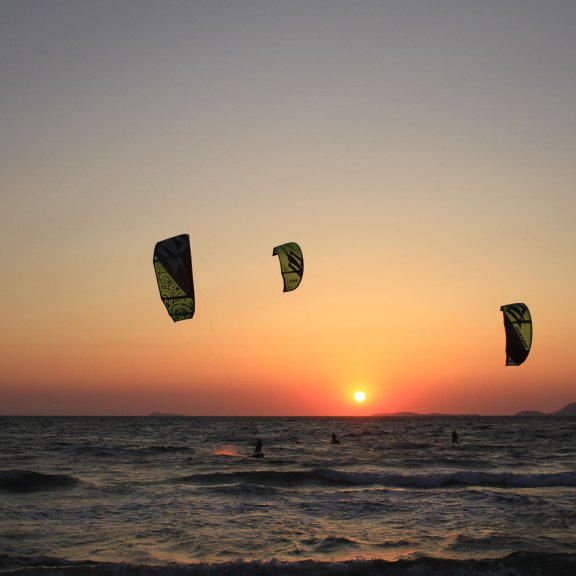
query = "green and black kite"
(153, 234, 195, 321)
(272, 242, 304, 292)
(500, 302, 532, 366)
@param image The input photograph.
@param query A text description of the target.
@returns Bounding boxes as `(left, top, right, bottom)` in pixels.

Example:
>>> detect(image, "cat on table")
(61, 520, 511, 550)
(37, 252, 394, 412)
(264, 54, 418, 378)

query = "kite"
(500, 303, 532, 366)
(153, 234, 195, 321)
(272, 242, 304, 292)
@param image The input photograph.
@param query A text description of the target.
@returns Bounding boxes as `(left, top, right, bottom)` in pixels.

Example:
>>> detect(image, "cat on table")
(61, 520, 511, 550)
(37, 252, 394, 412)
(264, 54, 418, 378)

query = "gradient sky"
(1, 0, 576, 416)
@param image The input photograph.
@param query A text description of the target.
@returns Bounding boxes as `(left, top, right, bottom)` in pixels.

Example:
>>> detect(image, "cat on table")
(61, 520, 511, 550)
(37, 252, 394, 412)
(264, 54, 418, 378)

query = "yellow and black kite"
(500, 303, 532, 366)
(272, 242, 304, 292)
(153, 234, 195, 321)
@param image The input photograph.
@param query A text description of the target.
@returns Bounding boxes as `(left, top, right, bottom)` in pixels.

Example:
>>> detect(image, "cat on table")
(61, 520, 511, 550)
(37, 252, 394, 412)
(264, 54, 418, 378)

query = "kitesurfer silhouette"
(452, 430, 459, 446)
(253, 439, 263, 457)
(331, 432, 340, 444)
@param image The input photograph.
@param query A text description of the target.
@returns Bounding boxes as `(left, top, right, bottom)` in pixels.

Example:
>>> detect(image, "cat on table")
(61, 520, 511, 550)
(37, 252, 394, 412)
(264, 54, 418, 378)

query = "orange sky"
(1, 1, 576, 415)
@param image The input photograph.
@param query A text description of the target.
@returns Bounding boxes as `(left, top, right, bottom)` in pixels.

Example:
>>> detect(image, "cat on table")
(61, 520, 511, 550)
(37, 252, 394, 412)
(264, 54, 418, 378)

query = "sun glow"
(354, 391, 366, 403)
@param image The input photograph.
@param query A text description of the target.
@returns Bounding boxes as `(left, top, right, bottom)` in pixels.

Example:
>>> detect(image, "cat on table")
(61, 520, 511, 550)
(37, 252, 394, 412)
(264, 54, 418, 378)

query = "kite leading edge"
(153, 234, 195, 321)
(500, 302, 532, 366)
(272, 242, 304, 292)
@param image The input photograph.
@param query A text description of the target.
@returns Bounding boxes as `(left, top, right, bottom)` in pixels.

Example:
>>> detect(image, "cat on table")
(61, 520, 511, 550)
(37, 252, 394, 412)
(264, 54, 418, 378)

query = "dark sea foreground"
(2, 416, 576, 575)
(2, 551, 576, 576)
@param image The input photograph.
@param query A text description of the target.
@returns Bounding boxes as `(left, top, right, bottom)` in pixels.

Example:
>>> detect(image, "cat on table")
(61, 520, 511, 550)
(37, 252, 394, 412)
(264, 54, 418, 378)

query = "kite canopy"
(272, 242, 304, 292)
(153, 234, 195, 321)
(500, 303, 532, 366)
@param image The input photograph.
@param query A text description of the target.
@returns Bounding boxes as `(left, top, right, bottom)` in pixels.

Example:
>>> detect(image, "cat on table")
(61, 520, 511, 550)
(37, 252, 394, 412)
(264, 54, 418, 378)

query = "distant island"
(372, 412, 479, 417)
(514, 402, 576, 417)
(145, 404, 576, 418)
(373, 402, 576, 418)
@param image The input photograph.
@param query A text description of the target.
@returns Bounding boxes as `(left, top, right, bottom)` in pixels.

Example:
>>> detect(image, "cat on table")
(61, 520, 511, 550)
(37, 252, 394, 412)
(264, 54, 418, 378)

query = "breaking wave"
(176, 468, 576, 489)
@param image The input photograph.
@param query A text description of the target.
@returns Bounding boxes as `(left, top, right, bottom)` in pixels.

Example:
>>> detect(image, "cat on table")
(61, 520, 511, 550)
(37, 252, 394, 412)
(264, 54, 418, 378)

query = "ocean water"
(2, 416, 576, 575)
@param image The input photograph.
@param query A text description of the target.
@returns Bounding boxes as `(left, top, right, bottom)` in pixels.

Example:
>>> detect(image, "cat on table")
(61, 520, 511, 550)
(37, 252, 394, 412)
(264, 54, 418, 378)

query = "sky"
(1, 0, 576, 416)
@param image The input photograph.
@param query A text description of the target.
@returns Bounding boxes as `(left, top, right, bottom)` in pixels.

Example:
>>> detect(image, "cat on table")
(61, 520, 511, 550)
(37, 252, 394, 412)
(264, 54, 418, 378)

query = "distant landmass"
(552, 402, 576, 416)
(146, 404, 576, 418)
(372, 412, 479, 417)
(515, 402, 576, 417)
(373, 402, 576, 418)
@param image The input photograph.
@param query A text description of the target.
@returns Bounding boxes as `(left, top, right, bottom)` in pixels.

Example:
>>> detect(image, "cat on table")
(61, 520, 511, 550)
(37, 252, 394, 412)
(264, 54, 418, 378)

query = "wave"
(301, 536, 360, 553)
(145, 445, 193, 453)
(319, 468, 576, 488)
(209, 482, 282, 496)
(72, 445, 193, 458)
(177, 470, 319, 486)
(1, 552, 575, 575)
(0, 469, 80, 492)
(177, 468, 576, 489)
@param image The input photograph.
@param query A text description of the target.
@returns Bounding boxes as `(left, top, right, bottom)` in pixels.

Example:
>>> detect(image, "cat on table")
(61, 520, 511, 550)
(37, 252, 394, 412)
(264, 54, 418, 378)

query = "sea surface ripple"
(2, 415, 576, 575)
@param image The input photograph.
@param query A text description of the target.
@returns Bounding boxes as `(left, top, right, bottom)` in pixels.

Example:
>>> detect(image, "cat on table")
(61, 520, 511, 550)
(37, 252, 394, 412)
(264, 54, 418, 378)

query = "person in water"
(254, 439, 263, 456)
(452, 430, 459, 446)
(331, 432, 340, 444)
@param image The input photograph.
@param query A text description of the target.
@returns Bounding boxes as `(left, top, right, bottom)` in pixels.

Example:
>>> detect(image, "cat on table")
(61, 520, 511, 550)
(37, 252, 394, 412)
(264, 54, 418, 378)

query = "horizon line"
(0, 412, 569, 418)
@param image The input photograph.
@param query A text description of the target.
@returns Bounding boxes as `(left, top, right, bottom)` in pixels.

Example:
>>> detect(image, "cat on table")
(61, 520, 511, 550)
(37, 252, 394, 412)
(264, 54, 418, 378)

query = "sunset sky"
(1, 1, 576, 416)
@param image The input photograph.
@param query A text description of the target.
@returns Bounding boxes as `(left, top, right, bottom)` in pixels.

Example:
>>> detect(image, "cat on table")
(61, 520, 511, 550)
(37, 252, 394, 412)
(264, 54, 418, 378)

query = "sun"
(354, 391, 366, 403)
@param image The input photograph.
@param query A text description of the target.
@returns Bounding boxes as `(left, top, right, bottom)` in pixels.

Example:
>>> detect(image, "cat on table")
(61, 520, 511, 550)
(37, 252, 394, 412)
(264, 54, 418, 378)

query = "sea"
(2, 416, 576, 575)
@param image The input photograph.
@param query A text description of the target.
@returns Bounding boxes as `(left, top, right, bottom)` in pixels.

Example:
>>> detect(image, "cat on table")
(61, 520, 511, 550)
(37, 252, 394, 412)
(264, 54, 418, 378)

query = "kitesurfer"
(331, 432, 340, 445)
(253, 439, 263, 457)
(451, 430, 459, 446)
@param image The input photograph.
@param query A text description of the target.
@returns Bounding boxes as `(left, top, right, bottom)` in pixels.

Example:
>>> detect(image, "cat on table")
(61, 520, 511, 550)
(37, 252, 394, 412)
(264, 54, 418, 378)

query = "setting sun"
(354, 391, 366, 403)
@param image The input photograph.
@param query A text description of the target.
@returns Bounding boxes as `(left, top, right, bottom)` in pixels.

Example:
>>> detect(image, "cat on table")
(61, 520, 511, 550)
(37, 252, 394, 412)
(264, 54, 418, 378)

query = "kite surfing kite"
(272, 242, 304, 292)
(153, 234, 195, 321)
(500, 303, 532, 366)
